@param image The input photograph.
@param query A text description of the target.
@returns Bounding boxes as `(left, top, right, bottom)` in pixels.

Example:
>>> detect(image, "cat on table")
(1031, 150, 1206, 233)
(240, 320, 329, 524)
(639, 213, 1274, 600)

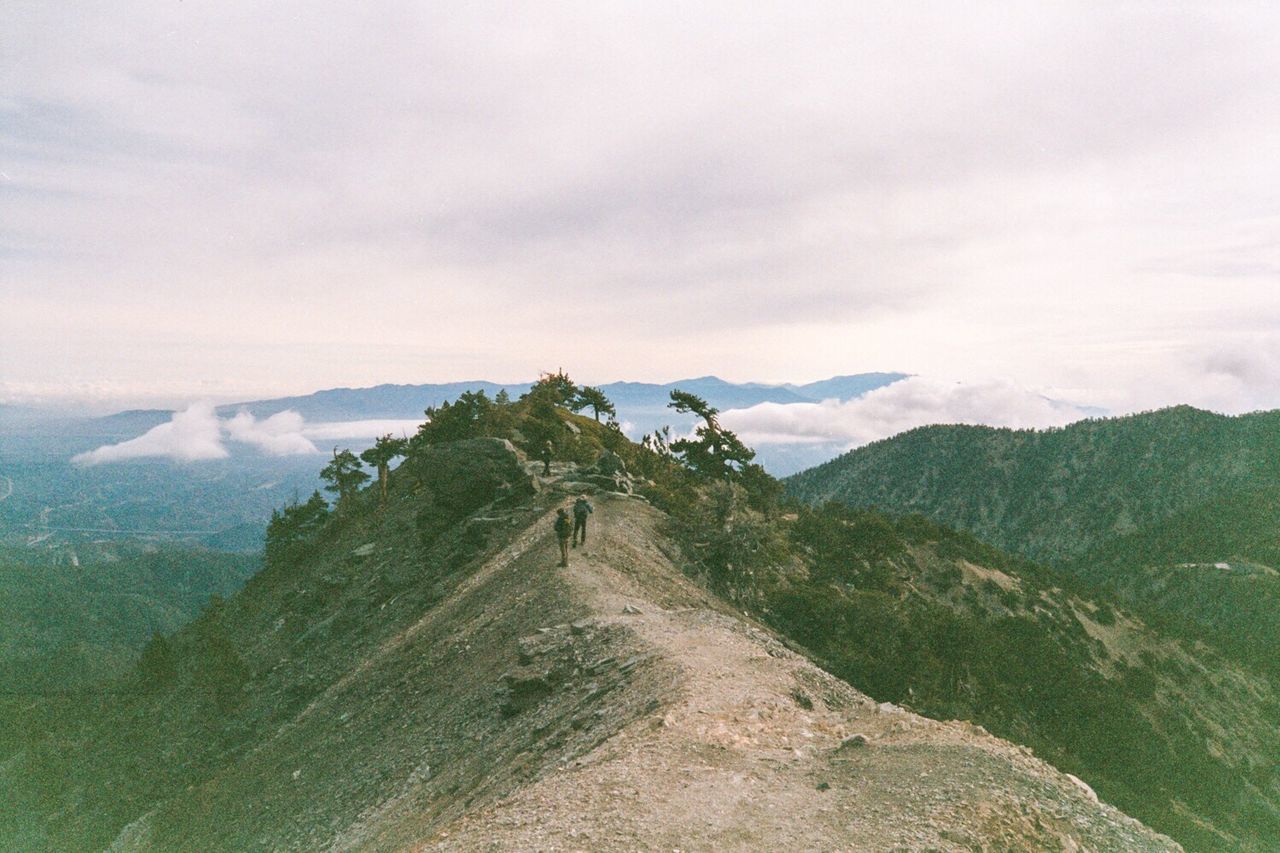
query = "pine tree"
(667, 390, 755, 479)
(320, 447, 369, 508)
(572, 385, 617, 422)
(360, 434, 408, 505)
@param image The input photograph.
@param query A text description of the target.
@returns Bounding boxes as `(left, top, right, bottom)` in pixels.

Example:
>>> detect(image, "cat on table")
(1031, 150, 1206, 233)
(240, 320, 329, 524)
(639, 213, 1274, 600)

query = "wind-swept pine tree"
(360, 434, 408, 505)
(572, 385, 616, 422)
(667, 390, 755, 479)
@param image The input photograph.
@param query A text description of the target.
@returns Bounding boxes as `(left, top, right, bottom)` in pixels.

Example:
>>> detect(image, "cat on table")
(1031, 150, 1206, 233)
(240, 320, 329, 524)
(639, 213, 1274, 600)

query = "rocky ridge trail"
(100, 447, 1178, 852)
(372, 463, 1176, 851)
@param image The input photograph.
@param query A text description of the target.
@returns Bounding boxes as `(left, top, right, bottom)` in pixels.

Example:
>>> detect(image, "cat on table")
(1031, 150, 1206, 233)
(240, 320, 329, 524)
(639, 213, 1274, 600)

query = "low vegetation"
(3, 376, 1276, 850)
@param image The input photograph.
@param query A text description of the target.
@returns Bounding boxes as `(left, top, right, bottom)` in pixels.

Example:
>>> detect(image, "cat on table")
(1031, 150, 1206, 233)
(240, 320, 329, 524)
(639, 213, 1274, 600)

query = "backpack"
(554, 514, 570, 536)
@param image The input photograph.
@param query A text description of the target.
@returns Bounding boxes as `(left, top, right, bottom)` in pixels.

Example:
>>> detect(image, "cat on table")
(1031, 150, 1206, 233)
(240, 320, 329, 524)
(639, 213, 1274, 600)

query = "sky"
(4, 2, 1280, 421)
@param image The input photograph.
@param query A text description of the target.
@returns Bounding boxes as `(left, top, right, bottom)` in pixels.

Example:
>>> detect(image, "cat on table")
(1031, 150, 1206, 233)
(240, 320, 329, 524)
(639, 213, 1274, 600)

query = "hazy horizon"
(5, 4, 1279, 421)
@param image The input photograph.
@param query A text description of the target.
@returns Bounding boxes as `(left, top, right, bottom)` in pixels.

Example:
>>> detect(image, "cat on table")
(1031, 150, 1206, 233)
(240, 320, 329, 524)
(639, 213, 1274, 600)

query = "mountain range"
(217, 373, 910, 423)
(0, 373, 907, 552)
(1, 404, 1199, 851)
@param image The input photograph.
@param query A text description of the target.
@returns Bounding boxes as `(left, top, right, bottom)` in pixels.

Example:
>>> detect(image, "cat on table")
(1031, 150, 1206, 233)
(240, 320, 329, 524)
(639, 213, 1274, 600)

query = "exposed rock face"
(575, 450, 636, 494)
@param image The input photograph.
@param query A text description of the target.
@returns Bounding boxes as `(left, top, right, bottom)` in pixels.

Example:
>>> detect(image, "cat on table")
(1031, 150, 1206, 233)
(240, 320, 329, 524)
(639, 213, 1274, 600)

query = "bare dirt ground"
(402, 486, 1178, 852)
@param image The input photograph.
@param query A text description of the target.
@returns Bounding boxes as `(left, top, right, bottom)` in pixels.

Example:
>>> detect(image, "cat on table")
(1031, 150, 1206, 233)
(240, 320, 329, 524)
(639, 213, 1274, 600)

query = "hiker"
(554, 508, 571, 566)
(572, 494, 593, 548)
(541, 440, 553, 476)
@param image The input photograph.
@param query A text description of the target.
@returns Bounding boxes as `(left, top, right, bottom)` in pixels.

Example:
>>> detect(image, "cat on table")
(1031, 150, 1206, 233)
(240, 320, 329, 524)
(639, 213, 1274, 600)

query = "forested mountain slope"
(0, 545, 258, 693)
(786, 406, 1280, 566)
(0, 441, 1175, 852)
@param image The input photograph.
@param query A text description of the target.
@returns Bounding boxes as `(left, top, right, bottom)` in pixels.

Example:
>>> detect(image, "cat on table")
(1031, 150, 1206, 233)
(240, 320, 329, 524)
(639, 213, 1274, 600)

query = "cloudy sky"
(4, 2, 1279, 417)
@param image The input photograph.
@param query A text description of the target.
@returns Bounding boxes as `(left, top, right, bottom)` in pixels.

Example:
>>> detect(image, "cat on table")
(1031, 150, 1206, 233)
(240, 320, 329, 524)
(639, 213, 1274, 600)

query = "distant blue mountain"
(787, 373, 912, 402)
(206, 373, 909, 428)
(0, 373, 908, 552)
(217, 381, 531, 421)
(600, 377, 812, 411)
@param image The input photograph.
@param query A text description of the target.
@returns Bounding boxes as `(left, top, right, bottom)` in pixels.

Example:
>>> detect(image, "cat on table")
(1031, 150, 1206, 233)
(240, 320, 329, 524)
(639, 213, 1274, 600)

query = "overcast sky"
(3, 2, 1279, 416)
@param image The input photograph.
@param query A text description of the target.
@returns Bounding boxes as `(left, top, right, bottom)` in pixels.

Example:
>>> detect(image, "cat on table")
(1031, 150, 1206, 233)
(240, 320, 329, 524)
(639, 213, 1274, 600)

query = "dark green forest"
(0, 545, 259, 695)
(786, 405, 1280, 565)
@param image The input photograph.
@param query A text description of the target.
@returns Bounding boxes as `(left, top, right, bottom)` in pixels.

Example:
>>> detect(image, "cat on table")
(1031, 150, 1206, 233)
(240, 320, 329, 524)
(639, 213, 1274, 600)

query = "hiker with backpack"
(540, 440, 554, 476)
(572, 494, 593, 548)
(554, 507, 571, 567)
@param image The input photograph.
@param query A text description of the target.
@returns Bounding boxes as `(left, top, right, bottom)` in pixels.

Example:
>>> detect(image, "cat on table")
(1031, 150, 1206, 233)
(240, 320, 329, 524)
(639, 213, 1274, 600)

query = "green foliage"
(414, 390, 508, 447)
(524, 369, 578, 407)
(670, 480, 789, 604)
(0, 545, 258, 692)
(667, 390, 755, 479)
(137, 631, 177, 688)
(754, 502, 1280, 851)
(571, 385, 617, 422)
(265, 490, 330, 567)
(192, 621, 249, 714)
(360, 434, 409, 503)
(790, 503, 904, 588)
(319, 447, 369, 507)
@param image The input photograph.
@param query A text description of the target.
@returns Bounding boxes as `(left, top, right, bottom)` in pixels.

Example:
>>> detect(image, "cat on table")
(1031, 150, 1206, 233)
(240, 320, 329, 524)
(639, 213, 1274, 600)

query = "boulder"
(839, 733, 870, 749)
(591, 450, 628, 477)
(556, 481, 602, 495)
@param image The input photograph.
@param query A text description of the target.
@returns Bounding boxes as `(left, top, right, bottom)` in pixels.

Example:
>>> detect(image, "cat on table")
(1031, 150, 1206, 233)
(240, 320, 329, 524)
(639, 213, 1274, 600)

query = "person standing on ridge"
(572, 494, 593, 548)
(541, 440, 554, 476)
(554, 508, 571, 567)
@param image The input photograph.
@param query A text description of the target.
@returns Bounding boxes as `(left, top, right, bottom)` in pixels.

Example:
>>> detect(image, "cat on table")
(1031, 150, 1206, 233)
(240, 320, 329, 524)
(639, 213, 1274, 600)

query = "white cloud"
(69, 405, 425, 465)
(721, 376, 1092, 450)
(71, 401, 229, 465)
(301, 419, 421, 441)
(224, 410, 318, 455)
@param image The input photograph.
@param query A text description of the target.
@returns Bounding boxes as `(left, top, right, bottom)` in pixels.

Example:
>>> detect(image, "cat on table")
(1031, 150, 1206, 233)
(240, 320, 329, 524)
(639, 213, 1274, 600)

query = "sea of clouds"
(71, 403, 420, 466)
(75, 371, 1243, 469)
(720, 376, 1094, 450)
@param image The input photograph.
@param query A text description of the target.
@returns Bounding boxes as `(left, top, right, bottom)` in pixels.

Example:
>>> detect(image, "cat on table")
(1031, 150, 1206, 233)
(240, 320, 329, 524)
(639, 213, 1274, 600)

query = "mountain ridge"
(785, 404, 1280, 566)
(2, 436, 1177, 851)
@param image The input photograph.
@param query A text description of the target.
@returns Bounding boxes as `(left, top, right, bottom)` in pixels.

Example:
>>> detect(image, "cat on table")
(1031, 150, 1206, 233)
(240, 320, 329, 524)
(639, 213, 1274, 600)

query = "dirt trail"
(421, 491, 1179, 852)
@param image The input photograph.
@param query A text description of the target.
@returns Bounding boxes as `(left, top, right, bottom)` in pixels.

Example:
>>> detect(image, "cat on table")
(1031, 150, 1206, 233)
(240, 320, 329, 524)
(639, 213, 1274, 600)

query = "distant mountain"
(601, 375, 812, 410)
(217, 381, 530, 421)
(217, 373, 909, 427)
(785, 372, 913, 401)
(75, 408, 176, 438)
(598, 373, 908, 445)
(786, 405, 1280, 567)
